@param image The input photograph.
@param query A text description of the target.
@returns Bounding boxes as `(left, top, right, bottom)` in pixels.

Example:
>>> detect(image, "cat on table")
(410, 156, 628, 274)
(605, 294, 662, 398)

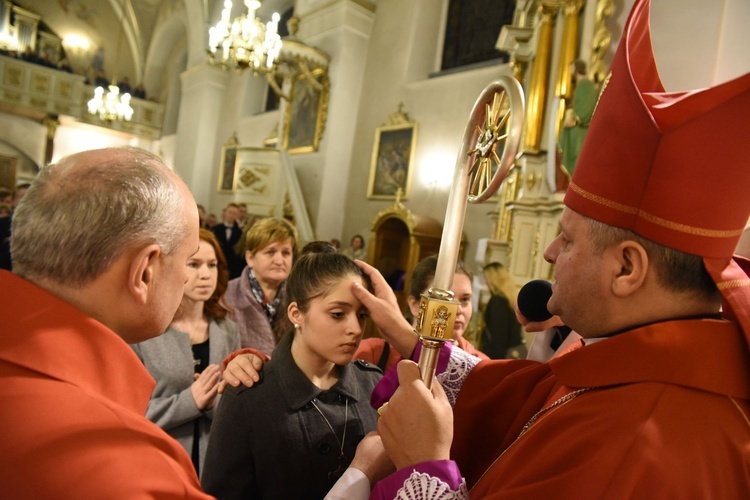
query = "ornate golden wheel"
(459, 76, 524, 203)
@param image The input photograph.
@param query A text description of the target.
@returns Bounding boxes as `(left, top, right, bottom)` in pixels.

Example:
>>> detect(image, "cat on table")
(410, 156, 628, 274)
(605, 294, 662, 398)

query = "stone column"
(173, 63, 228, 205)
(293, 0, 375, 240)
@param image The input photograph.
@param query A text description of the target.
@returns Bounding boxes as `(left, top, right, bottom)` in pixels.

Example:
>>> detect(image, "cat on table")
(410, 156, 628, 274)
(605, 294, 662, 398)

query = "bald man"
(0, 147, 212, 498)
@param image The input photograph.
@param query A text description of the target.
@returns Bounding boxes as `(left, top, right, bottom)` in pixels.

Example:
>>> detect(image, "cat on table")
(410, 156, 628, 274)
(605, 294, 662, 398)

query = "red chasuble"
(0, 271, 212, 498)
(452, 319, 750, 498)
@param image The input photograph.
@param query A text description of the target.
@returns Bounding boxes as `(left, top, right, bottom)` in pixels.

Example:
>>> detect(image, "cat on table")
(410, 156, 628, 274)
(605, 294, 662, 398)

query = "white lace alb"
(435, 346, 481, 408)
(395, 470, 469, 500)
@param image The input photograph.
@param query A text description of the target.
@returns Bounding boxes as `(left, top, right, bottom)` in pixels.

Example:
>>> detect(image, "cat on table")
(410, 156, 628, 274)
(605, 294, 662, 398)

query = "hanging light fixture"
(87, 0, 133, 122)
(207, 0, 282, 74)
(87, 85, 133, 121)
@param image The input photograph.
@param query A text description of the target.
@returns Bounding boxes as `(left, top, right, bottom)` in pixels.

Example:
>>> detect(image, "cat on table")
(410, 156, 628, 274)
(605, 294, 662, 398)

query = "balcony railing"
(0, 55, 164, 138)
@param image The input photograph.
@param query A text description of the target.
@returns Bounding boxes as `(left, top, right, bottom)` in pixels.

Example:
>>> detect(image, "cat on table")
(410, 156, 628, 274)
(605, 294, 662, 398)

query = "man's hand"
(191, 364, 221, 410)
(377, 361, 453, 470)
(352, 260, 418, 359)
(218, 353, 265, 394)
(349, 432, 395, 486)
(514, 301, 564, 333)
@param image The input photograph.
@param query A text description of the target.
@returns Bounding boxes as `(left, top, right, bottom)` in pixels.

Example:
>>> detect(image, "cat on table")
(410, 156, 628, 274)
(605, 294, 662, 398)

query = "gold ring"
(377, 402, 389, 417)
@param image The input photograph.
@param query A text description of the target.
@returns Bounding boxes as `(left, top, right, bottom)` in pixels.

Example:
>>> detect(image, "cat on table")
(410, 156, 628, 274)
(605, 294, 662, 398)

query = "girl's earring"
(294, 323, 300, 329)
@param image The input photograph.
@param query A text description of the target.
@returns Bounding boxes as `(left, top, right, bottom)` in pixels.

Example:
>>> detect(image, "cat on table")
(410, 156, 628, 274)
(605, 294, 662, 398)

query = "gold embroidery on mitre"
(569, 182, 638, 214)
(569, 182, 745, 239)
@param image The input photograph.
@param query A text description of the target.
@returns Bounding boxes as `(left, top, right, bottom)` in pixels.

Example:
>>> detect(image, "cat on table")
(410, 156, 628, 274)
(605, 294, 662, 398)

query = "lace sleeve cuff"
(370, 342, 481, 409)
(435, 346, 481, 408)
(370, 461, 467, 500)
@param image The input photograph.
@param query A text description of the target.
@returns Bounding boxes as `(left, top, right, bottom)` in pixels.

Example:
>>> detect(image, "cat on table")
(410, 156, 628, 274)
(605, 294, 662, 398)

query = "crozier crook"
(416, 76, 525, 388)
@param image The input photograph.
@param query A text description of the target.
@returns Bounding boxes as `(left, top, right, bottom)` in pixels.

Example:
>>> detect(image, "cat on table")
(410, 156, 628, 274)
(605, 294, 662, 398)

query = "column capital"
(539, 1, 561, 18)
(179, 63, 229, 92)
(563, 0, 585, 16)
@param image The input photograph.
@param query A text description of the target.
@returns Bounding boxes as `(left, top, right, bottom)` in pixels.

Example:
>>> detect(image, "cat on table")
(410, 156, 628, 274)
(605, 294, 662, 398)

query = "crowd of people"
(1, 45, 148, 99)
(1, 0, 749, 497)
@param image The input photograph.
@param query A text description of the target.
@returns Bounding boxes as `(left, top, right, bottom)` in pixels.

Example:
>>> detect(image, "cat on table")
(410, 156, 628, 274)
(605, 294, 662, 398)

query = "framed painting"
(282, 68, 329, 154)
(367, 122, 418, 200)
(217, 144, 239, 192)
(0, 155, 16, 191)
(234, 148, 283, 206)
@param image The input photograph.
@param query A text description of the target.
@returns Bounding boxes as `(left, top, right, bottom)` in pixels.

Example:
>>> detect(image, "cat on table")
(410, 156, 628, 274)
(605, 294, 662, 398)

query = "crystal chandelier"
(207, 0, 283, 74)
(87, 85, 134, 122)
(86, 0, 134, 122)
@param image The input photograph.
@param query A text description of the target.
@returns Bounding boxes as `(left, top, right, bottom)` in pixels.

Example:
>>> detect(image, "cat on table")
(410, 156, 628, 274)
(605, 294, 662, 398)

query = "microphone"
(517, 279, 553, 322)
(517, 279, 571, 351)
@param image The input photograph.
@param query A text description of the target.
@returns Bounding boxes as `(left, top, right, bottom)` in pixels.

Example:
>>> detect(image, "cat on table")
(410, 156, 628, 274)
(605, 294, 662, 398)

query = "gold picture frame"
(0, 155, 17, 191)
(367, 120, 418, 200)
(217, 143, 239, 192)
(282, 68, 329, 154)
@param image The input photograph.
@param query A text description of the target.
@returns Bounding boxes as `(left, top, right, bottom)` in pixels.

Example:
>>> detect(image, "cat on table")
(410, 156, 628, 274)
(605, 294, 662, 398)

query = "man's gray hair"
(585, 216, 719, 299)
(12, 147, 190, 286)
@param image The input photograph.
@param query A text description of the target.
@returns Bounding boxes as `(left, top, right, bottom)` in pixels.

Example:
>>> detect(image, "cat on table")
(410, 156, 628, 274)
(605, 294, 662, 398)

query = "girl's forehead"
(314, 275, 364, 302)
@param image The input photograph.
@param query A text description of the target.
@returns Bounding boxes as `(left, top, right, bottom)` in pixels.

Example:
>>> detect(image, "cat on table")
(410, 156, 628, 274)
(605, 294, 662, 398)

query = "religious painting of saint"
(367, 122, 418, 200)
(217, 145, 238, 192)
(282, 68, 329, 154)
(0, 155, 16, 191)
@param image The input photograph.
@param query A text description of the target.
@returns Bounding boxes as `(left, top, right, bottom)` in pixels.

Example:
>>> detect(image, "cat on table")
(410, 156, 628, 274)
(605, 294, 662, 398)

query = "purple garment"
(369, 460, 464, 499)
(369, 341, 453, 409)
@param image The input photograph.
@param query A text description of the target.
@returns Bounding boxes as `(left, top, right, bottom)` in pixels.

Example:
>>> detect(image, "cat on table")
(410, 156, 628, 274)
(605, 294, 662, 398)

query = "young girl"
(220, 255, 488, 387)
(132, 229, 240, 476)
(201, 247, 382, 498)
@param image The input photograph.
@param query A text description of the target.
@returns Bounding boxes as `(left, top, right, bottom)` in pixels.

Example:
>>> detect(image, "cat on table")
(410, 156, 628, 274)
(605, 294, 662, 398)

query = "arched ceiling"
(15, 0, 295, 92)
(13, 0, 179, 85)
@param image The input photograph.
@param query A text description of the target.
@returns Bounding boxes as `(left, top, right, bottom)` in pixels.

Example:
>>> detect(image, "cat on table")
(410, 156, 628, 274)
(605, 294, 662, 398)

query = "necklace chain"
(310, 397, 348, 461)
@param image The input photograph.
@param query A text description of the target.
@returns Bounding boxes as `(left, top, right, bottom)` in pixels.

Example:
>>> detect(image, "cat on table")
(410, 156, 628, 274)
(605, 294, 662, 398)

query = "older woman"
(132, 229, 240, 476)
(224, 217, 298, 354)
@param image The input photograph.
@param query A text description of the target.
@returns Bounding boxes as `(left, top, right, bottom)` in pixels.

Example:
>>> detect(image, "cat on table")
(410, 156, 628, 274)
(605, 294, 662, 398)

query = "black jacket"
(202, 332, 381, 499)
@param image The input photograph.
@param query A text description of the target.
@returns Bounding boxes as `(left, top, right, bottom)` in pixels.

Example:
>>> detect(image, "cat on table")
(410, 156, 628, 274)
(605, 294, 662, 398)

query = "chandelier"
(86, 0, 133, 122)
(207, 0, 282, 74)
(87, 85, 134, 122)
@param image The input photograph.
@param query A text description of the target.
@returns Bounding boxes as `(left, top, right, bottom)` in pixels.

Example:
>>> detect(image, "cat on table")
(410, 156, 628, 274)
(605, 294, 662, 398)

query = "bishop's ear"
(128, 244, 162, 305)
(611, 240, 648, 297)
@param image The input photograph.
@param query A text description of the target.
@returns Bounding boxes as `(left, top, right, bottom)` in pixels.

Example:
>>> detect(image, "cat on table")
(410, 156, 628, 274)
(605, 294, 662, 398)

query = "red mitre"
(563, 0, 750, 343)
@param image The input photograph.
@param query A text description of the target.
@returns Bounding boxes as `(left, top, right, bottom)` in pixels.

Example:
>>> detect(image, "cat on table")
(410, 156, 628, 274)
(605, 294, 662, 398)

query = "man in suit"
(212, 202, 244, 279)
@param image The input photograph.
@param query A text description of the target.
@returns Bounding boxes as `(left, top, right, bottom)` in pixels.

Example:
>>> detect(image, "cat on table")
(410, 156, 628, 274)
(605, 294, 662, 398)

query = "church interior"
(2, 0, 748, 345)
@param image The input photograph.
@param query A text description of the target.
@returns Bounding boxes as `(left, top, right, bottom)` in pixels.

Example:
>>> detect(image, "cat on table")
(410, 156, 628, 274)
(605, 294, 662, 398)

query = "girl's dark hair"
(199, 228, 231, 321)
(285, 242, 372, 316)
(299, 240, 337, 256)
